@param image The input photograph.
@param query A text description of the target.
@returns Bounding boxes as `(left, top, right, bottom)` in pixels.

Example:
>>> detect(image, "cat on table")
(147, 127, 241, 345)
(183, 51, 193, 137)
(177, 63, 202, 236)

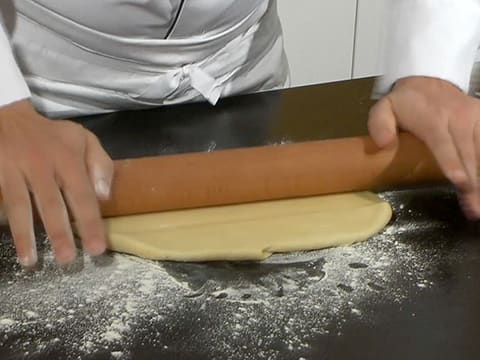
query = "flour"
(0, 189, 451, 359)
(0, 319, 15, 327)
(206, 141, 217, 152)
(112, 351, 124, 359)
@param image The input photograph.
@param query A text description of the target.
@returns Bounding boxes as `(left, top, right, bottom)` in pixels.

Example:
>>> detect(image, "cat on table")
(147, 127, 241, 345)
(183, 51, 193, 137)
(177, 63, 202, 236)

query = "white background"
(277, 0, 386, 87)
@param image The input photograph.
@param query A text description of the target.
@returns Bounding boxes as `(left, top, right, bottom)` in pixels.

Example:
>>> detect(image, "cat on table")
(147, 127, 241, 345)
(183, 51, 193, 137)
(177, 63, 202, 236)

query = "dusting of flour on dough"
(0, 189, 454, 359)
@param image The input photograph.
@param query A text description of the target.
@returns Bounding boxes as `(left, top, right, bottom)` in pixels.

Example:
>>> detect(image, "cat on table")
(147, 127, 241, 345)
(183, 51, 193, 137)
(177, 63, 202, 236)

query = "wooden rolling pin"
(101, 132, 445, 217)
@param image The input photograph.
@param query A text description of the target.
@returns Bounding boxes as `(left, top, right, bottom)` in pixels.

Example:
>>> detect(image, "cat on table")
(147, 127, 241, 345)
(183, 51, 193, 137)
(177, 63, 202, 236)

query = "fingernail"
(95, 179, 111, 200)
(19, 231, 38, 268)
(377, 129, 394, 147)
(451, 170, 467, 186)
(56, 248, 77, 266)
(88, 239, 106, 257)
(459, 195, 480, 220)
(18, 253, 37, 268)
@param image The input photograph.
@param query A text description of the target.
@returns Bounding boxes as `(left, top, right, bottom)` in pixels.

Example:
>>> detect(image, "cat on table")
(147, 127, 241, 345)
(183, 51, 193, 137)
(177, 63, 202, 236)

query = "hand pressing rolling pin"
(369, 0, 480, 219)
(0, 100, 114, 267)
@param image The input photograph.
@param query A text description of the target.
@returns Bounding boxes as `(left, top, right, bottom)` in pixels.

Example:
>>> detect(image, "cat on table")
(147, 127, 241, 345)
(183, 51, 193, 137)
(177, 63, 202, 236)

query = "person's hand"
(368, 76, 480, 219)
(0, 100, 114, 267)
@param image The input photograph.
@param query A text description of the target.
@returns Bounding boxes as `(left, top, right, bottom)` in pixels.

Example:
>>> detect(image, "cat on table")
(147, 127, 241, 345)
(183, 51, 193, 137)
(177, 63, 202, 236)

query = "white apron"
(10, 0, 289, 118)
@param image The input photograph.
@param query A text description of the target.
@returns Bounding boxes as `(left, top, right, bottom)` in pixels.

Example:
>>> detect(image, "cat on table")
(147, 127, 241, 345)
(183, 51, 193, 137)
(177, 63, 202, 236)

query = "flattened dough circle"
(104, 192, 392, 261)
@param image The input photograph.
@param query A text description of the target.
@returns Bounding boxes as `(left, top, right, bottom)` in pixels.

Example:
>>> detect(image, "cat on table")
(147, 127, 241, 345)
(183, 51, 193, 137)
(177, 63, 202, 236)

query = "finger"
(58, 159, 106, 257)
(423, 127, 469, 190)
(0, 206, 8, 226)
(463, 120, 480, 219)
(447, 114, 480, 218)
(448, 116, 477, 190)
(475, 120, 480, 186)
(0, 168, 36, 267)
(368, 97, 398, 148)
(30, 171, 76, 266)
(458, 191, 480, 220)
(85, 132, 114, 201)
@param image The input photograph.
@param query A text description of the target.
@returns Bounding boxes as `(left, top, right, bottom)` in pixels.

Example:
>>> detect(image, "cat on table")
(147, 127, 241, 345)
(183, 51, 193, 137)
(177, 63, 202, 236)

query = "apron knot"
(182, 65, 223, 105)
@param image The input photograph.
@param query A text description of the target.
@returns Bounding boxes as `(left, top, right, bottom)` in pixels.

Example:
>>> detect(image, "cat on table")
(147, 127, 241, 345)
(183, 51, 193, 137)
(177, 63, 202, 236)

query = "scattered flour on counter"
(0, 244, 190, 358)
(111, 351, 124, 359)
(0, 319, 16, 327)
(0, 189, 453, 359)
(206, 141, 217, 152)
(267, 137, 293, 146)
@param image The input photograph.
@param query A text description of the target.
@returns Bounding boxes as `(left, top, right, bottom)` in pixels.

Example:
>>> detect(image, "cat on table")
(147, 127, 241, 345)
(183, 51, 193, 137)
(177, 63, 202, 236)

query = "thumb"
(85, 132, 114, 200)
(368, 96, 398, 148)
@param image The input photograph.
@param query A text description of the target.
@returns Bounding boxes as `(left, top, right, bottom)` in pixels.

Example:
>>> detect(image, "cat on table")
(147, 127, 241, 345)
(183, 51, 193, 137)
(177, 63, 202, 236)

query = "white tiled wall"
(277, 0, 385, 87)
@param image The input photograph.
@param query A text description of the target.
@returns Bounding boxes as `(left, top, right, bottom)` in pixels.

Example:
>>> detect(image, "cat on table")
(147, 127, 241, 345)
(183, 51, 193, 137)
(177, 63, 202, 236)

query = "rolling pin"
(101, 132, 445, 217)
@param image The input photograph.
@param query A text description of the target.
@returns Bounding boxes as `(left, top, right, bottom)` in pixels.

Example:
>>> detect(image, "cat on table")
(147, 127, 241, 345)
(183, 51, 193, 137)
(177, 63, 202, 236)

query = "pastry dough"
(104, 192, 392, 261)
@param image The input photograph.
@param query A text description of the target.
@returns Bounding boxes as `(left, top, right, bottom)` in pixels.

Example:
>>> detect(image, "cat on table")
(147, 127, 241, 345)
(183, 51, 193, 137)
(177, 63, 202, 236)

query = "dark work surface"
(1, 78, 480, 360)
(75, 78, 374, 159)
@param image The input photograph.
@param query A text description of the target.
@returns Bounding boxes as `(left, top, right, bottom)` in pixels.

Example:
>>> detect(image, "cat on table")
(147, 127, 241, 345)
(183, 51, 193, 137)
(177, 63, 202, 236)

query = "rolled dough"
(104, 192, 392, 261)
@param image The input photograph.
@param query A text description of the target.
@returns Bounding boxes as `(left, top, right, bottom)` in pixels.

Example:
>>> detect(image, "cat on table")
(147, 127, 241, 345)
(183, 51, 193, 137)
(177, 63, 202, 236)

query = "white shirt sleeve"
(0, 21, 31, 107)
(375, 0, 480, 96)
